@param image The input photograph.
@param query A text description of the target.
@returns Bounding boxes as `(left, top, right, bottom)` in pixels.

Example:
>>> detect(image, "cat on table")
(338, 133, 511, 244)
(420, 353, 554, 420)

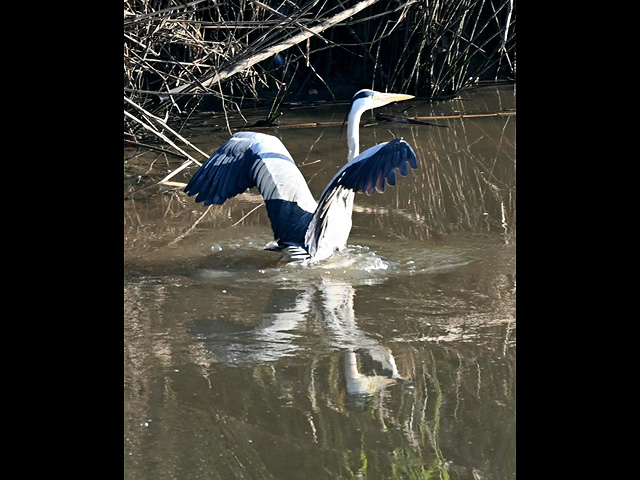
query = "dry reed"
(124, 0, 515, 152)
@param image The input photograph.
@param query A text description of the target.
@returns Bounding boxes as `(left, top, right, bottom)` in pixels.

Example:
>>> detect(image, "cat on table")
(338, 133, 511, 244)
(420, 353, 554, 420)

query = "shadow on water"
(124, 85, 515, 479)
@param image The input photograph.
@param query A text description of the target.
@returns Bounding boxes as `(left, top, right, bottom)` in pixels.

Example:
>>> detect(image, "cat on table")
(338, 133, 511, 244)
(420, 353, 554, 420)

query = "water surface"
(124, 85, 515, 479)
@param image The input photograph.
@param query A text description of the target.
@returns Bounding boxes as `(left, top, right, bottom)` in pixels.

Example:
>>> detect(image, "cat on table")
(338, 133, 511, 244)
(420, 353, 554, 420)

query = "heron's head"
(350, 89, 414, 114)
(342, 89, 415, 160)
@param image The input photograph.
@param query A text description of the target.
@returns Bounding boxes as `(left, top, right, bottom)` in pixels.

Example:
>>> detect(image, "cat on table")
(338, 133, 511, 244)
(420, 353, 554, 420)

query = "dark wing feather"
(184, 132, 318, 245)
(184, 135, 255, 205)
(338, 138, 417, 195)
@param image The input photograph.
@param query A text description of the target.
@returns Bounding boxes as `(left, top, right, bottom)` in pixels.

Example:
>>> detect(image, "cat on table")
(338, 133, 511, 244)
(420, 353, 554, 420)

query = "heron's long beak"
(374, 92, 414, 103)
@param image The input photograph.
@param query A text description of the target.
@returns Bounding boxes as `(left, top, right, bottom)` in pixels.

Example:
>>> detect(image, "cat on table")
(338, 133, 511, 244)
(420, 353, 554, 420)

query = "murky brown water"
(124, 85, 515, 479)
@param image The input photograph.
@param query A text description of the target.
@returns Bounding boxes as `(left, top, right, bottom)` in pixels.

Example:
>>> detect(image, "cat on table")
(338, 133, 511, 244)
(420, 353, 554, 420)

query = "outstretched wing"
(305, 138, 417, 258)
(334, 137, 418, 195)
(184, 132, 318, 245)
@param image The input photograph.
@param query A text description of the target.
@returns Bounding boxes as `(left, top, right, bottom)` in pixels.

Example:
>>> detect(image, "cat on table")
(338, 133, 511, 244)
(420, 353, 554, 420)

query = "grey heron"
(184, 89, 418, 263)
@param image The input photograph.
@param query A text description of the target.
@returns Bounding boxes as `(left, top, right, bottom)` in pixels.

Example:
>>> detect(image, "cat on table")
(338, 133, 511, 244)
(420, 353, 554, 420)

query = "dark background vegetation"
(124, 0, 515, 140)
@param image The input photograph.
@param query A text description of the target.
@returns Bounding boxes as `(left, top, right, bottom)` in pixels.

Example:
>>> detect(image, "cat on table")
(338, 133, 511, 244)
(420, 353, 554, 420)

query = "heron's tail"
(281, 245, 312, 265)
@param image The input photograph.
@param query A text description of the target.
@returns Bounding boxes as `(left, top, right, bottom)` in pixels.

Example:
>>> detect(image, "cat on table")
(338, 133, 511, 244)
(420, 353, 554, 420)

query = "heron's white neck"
(347, 108, 365, 162)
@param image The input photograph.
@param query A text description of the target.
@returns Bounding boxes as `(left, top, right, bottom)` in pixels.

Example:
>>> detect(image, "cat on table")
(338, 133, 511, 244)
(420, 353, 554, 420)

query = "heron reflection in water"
(184, 89, 418, 263)
(191, 275, 404, 401)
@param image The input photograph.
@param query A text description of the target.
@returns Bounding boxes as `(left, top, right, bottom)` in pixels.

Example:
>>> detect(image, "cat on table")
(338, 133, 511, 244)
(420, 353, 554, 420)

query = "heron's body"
(184, 89, 418, 263)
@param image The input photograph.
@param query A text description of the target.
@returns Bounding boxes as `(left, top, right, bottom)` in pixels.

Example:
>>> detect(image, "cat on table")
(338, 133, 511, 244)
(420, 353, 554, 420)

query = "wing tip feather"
(347, 138, 418, 195)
